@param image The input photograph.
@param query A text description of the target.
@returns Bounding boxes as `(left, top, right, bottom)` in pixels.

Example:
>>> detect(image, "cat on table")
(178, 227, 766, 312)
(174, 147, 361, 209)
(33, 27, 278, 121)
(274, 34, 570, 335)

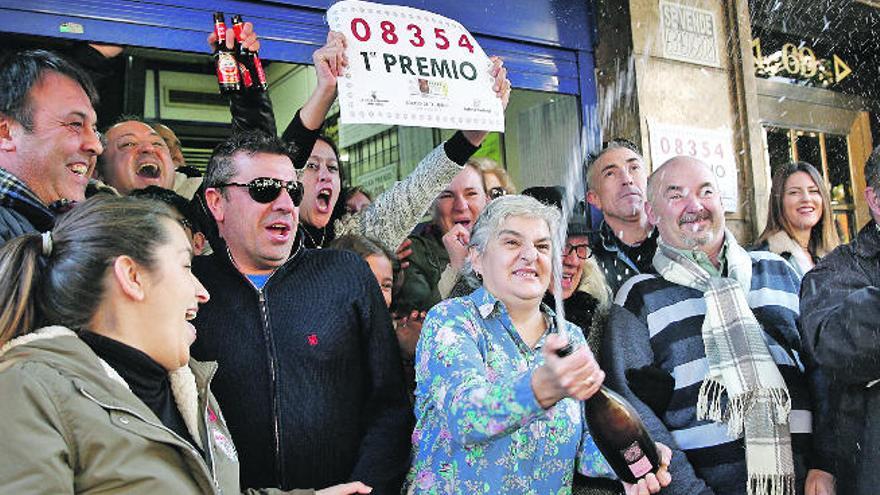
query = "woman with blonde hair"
(472, 156, 517, 199)
(754, 161, 839, 278)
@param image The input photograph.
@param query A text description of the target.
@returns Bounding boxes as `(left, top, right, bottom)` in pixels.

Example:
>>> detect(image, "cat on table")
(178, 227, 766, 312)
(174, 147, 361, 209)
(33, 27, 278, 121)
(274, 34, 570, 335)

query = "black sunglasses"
(488, 186, 507, 200)
(214, 177, 303, 206)
(564, 243, 592, 260)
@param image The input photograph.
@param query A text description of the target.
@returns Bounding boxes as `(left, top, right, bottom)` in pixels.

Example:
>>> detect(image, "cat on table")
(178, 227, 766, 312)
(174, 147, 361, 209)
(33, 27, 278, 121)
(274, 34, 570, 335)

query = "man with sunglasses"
(191, 132, 411, 493)
(585, 139, 658, 295)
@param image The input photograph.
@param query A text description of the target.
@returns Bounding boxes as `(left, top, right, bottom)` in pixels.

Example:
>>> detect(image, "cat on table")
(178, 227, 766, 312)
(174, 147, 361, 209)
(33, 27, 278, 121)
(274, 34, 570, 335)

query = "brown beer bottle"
(231, 14, 268, 92)
(212, 12, 241, 94)
(557, 343, 661, 484)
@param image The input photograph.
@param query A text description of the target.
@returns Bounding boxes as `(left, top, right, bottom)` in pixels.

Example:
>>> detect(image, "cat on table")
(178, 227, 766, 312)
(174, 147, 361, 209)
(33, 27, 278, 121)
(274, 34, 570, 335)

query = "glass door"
(762, 126, 856, 242)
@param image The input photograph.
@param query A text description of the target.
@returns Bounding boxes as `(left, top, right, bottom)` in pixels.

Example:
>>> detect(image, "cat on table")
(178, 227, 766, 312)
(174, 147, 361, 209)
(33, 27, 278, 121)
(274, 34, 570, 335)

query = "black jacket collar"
(853, 221, 880, 259)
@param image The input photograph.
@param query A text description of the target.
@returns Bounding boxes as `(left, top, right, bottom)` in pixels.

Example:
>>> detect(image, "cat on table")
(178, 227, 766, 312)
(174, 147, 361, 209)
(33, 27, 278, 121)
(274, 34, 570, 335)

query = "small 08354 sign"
(327, 0, 504, 131)
(649, 122, 739, 213)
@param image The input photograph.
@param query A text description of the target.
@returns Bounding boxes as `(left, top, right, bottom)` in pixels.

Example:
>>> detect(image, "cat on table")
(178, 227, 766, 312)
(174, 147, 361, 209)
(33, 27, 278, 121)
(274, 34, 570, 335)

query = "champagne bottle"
(212, 12, 241, 94)
(231, 14, 269, 92)
(556, 342, 661, 483)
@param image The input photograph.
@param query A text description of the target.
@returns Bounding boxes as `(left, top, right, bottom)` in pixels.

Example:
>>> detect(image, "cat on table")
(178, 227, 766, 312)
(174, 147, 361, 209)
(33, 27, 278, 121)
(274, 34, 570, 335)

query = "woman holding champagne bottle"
(405, 195, 672, 495)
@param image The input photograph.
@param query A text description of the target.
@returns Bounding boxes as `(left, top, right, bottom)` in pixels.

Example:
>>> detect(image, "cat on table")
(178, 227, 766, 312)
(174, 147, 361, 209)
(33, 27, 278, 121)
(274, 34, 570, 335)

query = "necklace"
(301, 224, 326, 249)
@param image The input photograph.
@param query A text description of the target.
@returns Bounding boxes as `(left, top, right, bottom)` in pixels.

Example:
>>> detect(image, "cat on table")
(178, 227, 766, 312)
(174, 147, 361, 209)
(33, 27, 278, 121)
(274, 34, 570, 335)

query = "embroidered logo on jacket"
(212, 426, 238, 462)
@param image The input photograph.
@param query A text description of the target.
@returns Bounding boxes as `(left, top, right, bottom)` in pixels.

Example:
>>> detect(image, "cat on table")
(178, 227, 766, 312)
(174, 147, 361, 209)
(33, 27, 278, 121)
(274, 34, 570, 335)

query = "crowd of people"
(0, 19, 877, 495)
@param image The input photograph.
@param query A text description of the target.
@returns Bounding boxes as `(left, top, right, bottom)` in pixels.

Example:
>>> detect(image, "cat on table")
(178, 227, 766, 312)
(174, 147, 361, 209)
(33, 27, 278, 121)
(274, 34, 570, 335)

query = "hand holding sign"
(313, 31, 349, 90)
(327, 0, 506, 132)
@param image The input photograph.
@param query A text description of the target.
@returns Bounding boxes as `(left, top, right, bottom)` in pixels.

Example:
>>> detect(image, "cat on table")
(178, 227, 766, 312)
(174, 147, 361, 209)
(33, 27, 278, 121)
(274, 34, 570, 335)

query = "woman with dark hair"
(753, 161, 839, 495)
(0, 195, 369, 495)
(754, 161, 839, 278)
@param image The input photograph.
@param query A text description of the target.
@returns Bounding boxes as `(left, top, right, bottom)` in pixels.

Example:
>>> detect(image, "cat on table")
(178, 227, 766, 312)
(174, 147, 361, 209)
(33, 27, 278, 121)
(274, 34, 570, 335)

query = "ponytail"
(0, 233, 44, 346)
(0, 195, 179, 348)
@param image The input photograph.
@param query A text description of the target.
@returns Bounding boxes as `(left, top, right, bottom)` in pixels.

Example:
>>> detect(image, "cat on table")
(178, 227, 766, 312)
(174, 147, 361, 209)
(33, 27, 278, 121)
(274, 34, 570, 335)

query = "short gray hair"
(585, 139, 643, 191)
(462, 194, 562, 287)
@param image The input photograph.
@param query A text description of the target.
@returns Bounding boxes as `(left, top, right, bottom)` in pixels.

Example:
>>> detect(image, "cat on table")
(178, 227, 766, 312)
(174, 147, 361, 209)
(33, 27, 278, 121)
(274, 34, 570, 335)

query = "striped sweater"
(603, 250, 814, 495)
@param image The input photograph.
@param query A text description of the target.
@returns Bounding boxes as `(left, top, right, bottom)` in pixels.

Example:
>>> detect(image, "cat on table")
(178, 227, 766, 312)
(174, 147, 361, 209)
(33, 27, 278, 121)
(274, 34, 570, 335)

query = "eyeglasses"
(564, 243, 592, 260)
(214, 177, 303, 206)
(488, 187, 507, 200)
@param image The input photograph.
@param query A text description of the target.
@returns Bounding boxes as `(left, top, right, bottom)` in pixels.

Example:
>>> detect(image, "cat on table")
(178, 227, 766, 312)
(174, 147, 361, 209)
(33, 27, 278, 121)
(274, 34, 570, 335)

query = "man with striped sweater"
(603, 156, 827, 495)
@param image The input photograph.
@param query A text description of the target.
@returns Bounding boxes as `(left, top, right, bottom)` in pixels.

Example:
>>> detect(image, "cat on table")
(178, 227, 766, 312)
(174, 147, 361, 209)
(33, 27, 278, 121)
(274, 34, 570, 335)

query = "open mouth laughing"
(315, 187, 334, 213)
(136, 161, 162, 179)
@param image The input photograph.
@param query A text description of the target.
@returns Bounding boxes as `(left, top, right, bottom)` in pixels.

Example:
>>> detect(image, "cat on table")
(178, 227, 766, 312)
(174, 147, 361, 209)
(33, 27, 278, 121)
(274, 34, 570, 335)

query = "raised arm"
(205, 21, 278, 136)
(282, 31, 347, 168)
(335, 58, 510, 250)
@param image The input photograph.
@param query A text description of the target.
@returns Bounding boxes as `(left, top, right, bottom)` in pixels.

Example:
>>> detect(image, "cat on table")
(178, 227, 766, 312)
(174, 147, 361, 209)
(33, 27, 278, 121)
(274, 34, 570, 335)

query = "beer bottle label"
(622, 441, 653, 478)
(216, 52, 240, 84)
(253, 54, 268, 86)
(238, 61, 254, 88)
(215, 23, 227, 43)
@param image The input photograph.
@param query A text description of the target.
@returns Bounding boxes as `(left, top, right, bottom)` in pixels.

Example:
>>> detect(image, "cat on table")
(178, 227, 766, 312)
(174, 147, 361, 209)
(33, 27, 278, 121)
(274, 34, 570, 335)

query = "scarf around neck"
(653, 230, 794, 495)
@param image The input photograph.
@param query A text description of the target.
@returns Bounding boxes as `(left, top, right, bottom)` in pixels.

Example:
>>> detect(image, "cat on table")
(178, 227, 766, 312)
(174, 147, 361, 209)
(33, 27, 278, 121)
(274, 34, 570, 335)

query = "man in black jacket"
(799, 144, 880, 495)
(0, 49, 102, 244)
(585, 140, 658, 295)
(190, 132, 411, 493)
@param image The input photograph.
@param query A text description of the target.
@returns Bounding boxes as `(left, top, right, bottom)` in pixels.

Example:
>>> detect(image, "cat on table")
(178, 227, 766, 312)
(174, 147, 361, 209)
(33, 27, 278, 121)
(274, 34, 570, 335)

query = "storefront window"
(763, 125, 856, 242)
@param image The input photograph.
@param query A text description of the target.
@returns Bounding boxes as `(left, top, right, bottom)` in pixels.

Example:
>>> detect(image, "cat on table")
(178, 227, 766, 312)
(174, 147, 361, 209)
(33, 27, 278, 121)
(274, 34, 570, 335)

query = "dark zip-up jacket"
(191, 234, 412, 493)
(799, 221, 880, 493)
(590, 220, 658, 296)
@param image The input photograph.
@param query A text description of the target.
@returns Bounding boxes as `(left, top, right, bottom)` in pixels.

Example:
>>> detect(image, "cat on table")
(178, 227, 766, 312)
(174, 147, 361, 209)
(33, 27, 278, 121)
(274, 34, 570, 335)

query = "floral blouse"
(405, 287, 614, 495)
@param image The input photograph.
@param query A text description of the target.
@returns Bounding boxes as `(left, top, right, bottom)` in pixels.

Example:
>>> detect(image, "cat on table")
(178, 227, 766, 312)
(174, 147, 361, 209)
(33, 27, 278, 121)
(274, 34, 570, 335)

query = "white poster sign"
(649, 122, 739, 212)
(659, 1, 720, 67)
(326, 0, 504, 131)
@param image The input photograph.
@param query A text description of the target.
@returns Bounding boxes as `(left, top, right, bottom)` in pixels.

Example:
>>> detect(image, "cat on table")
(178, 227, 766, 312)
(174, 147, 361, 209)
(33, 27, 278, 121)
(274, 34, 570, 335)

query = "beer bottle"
(556, 343, 661, 484)
(212, 12, 241, 94)
(231, 14, 268, 92)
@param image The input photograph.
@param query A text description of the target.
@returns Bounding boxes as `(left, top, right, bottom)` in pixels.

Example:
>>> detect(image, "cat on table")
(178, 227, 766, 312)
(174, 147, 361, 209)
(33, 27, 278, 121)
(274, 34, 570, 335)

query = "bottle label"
(215, 23, 226, 43)
(216, 52, 239, 84)
(253, 55, 267, 86)
(238, 61, 254, 88)
(622, 441, 653, 478)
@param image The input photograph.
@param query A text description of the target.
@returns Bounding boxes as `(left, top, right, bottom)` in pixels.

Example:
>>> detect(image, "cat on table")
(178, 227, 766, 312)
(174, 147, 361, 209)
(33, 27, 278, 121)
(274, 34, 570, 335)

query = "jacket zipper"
(225, 243, 300, 487)
(200, 369, 218, 490)
(79, 388, 222, 493)
(257, 288, 284, 483)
